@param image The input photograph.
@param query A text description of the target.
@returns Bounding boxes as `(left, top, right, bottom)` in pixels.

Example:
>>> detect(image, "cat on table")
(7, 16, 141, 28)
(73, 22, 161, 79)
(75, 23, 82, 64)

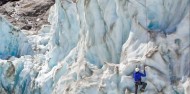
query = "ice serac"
(79, 0, 130, 67)
(0, 15, 34, 59)
(47, 0, 80, 68)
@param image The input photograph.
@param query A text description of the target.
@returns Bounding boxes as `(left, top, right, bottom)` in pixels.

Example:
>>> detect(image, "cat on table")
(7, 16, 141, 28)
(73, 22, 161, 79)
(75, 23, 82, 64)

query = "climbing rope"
(145, 0, 148, 67)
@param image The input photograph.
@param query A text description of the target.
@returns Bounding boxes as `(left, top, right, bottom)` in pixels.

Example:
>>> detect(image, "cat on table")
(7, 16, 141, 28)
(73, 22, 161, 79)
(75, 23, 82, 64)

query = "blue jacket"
(133, 70, 146, 82)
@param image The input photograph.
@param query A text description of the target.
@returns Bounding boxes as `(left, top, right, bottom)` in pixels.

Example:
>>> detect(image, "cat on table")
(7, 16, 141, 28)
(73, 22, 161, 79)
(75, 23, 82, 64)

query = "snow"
(0, 0, 190, 94)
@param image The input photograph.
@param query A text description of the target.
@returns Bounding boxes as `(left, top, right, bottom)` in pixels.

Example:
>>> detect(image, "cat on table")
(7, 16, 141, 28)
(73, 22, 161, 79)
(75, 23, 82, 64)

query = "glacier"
(0, 15, 34, 59)
(0, 0, 190, 94)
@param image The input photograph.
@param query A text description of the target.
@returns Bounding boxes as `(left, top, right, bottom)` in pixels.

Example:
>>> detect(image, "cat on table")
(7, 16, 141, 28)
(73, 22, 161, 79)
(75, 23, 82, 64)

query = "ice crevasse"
(0, 0, 190, 94)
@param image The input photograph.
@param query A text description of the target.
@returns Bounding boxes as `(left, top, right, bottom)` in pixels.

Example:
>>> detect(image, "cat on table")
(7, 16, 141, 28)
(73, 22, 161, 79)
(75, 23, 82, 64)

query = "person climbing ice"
(133, 65, 147, 94)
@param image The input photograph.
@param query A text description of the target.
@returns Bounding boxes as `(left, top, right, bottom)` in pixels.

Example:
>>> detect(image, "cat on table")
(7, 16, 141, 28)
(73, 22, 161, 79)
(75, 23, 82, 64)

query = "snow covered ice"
(0, 0, 190, 94)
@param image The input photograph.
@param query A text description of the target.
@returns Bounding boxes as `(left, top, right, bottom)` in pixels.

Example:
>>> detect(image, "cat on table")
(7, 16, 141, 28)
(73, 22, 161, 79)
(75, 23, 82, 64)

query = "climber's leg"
(135, 82, 138, 94)
(140, 82, 147, 92)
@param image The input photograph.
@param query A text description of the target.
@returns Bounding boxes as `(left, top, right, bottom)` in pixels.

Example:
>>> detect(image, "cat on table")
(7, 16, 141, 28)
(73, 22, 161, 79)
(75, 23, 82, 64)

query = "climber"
(133, 65, 147, 94)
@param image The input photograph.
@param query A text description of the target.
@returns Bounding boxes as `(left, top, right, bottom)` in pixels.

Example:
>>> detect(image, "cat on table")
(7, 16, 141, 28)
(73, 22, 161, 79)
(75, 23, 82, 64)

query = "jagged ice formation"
(0, 0, 190, 94)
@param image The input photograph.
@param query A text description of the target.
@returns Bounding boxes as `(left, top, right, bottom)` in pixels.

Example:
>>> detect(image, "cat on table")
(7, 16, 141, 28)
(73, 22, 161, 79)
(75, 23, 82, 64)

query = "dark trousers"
(135, 81, 147, 94)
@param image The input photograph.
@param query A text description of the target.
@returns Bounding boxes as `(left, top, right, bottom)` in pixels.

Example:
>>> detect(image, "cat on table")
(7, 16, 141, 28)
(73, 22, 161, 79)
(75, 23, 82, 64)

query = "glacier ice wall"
(0, 16, 34, 59)
(0, 0, 189, 94)
(46, 0, 190, 94)
(40, 0, 190, 94)
(47, 0, 80, 68)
